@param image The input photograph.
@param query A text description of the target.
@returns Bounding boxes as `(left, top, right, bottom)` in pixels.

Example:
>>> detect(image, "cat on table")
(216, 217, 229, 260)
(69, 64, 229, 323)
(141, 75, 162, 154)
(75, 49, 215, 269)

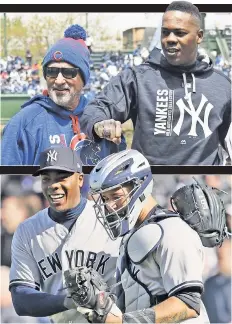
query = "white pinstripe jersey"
(117, 217, 209, 323)
(10, 200, 121, 323)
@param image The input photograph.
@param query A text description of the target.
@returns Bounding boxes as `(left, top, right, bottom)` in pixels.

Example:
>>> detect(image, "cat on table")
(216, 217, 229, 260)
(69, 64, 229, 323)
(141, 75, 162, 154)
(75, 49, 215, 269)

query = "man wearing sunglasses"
(1, 24, 126, 166)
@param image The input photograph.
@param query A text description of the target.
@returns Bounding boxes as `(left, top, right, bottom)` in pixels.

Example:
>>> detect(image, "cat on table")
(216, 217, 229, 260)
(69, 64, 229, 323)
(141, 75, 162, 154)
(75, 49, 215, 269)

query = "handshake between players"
(64, 266, 121, 323)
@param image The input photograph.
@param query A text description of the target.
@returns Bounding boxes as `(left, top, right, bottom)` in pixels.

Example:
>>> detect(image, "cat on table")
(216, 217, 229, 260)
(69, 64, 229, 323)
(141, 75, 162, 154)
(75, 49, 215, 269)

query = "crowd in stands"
(1, 46, 231, 100)
(214, 53, 232, 78)
(1, 174, 231, 323)
(0, 46, 150, 99)
(0, 51, 43, 96)
(83, 45, 150, 102)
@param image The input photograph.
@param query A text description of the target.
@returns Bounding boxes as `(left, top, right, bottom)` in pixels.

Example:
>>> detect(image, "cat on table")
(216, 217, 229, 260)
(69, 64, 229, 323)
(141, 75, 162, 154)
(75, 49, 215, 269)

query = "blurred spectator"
(0, 58, 7, 72)
(202, 236, 231, 323)
(25, 49, 32, 66)
(0, 55, 42, 96)
(23, 192, 44, 217)
(0, 265, 39, 323)
(133, 43, 142, 56)
(1, 196, 31, 267)
(214, 53, 231, 78)
(215, 53, 224, 67)
(86, 34, 93, 54)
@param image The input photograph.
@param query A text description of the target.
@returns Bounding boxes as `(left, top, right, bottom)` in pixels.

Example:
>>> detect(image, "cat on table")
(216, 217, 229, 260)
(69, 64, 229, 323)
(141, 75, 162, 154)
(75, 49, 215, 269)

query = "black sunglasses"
(45, 67, 80, 79)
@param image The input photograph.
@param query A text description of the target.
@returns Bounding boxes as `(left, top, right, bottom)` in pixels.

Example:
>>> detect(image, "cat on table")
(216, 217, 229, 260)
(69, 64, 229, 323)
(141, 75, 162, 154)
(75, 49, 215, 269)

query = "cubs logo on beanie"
(42, 24, 90, 85)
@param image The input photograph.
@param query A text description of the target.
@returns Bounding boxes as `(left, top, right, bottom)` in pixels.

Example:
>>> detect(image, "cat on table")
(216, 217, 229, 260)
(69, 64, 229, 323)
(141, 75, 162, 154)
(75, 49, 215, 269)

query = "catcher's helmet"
(89, 149, 153, 240)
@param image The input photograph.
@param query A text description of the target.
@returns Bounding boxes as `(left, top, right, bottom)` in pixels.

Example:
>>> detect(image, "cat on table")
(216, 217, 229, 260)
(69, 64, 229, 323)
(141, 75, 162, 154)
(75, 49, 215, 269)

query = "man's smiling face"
(161, 10, 203, 66)
(46, 61, 84, 111)
(41, 170, 83, 212)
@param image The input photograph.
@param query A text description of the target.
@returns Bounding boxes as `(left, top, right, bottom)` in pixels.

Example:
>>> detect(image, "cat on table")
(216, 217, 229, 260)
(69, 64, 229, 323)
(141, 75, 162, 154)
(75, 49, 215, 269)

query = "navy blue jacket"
(80, 49, 231, 165)
(1, 94, 126, 165)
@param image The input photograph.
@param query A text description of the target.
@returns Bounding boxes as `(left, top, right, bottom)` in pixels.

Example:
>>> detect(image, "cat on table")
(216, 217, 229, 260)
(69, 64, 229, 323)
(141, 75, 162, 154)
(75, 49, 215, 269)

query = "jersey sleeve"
(80, 68, 137, 141)
(9, 223, 41, 291)
(154, 218, 204, 296)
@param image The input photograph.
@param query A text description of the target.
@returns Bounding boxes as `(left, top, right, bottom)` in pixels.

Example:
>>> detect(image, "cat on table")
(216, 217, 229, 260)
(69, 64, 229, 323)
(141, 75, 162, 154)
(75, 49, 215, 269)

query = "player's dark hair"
(165, 1, 202, 26)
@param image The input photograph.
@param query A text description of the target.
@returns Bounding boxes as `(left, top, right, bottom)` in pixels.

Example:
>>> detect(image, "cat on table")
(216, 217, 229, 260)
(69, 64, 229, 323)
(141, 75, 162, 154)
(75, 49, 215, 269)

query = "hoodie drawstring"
(69, 115, 82, 140)
(182, 72, 196, 100)
(191, 73, 196, 93)
(69, 115, 86, 150)
(182, 73, 188, 99)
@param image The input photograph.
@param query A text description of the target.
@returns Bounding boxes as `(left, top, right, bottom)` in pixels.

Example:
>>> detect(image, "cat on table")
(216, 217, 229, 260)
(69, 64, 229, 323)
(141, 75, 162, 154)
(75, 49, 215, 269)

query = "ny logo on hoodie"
(174, 93, 213, 138)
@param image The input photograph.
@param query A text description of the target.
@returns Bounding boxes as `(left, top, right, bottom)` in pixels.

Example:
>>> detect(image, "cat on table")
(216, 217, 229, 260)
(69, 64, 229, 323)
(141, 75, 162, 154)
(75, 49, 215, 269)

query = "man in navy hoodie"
(1, 25, 125, 166)
(80, 1, 231, 165)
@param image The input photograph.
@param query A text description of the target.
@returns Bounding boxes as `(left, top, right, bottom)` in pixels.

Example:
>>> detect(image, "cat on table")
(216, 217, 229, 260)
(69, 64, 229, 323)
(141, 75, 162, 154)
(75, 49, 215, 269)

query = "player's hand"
(105, 304, 123, 323)
(76, 291, 121, 323)
(63, 295, 78, 309)
(94, 120, 122, 145)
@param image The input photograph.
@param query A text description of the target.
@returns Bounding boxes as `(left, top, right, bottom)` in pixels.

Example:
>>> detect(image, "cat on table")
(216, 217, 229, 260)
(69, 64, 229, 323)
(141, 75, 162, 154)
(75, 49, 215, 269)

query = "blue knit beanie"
(42, 25, 90, 85)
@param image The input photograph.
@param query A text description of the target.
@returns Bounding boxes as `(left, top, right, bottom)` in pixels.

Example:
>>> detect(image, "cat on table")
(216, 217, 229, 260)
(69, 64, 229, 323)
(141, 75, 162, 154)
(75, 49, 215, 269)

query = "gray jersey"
(117, 217, 209, 323)
(10, 200, 121, 323)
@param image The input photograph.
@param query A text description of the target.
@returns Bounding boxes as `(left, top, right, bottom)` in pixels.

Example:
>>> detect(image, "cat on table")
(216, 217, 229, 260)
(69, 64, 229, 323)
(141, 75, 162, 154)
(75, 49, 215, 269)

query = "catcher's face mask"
(91, 181, 140, 240)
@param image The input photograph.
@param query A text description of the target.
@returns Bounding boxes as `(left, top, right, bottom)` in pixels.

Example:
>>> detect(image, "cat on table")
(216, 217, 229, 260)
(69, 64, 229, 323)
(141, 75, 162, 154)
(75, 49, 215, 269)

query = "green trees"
(0, 13, 122, 61)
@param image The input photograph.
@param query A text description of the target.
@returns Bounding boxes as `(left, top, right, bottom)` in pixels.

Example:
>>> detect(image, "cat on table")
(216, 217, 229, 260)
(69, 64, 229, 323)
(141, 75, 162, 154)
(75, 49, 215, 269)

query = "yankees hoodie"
(1, 94, 126, 165)
(81, 48, 231, 165)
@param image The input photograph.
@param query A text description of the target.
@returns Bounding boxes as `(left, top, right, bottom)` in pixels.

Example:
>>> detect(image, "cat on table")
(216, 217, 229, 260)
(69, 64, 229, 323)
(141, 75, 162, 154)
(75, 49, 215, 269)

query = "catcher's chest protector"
(116, 206, 176, 312)
(116, 205, 210, 323)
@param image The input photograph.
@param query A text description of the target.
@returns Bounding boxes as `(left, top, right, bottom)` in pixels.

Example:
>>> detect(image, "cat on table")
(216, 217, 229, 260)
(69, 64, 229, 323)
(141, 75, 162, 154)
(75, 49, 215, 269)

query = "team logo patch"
(47, 149, 58, 162)
(153, 89, 214, 138)
(53, 51, 63, 61)
(49, 134, 67, 146)
(75, 139, 101, 165)
(70, 136, 102, 165)
(174, 93, 213, 137)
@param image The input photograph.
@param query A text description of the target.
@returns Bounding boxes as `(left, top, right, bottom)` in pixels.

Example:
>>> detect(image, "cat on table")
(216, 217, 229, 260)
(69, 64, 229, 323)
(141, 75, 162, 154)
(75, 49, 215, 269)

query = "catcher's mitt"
(64, 266, 118, 323)
(170, 177, 228, 248)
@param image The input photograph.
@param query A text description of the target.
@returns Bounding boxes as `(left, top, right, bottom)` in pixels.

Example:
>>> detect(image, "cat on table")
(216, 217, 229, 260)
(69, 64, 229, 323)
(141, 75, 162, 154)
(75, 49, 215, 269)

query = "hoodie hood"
(147, 47, 213, 75)
(21, 94, 87, 119)
(147, 48, 213, 99)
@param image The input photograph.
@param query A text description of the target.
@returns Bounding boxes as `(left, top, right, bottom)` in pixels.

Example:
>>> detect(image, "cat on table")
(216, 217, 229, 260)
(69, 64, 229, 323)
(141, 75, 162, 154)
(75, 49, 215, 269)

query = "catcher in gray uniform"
(64, 149, 229, 324)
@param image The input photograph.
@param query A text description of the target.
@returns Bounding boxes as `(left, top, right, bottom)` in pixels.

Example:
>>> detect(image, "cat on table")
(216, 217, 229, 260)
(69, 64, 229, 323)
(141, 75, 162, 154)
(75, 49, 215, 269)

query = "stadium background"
(1, 174, 231, 322)
(0, 10, 231, 324)
(0, 11, 231, 147)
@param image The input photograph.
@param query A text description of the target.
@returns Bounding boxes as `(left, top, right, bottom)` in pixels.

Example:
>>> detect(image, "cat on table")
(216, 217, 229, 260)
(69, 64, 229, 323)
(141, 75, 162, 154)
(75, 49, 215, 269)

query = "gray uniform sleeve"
(80, 68, 138, 140)
(9, 223, 41, 291)
(155, 218, 204, 296)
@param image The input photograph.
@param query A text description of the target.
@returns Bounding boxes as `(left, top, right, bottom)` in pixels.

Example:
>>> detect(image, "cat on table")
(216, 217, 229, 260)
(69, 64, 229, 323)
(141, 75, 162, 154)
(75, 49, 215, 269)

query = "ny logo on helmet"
(47, 150, 58, 162)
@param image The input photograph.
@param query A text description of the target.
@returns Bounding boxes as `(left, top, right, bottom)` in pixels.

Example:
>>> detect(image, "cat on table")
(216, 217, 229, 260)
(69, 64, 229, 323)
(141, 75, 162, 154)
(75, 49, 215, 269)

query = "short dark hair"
(165, 1, 202, 26)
